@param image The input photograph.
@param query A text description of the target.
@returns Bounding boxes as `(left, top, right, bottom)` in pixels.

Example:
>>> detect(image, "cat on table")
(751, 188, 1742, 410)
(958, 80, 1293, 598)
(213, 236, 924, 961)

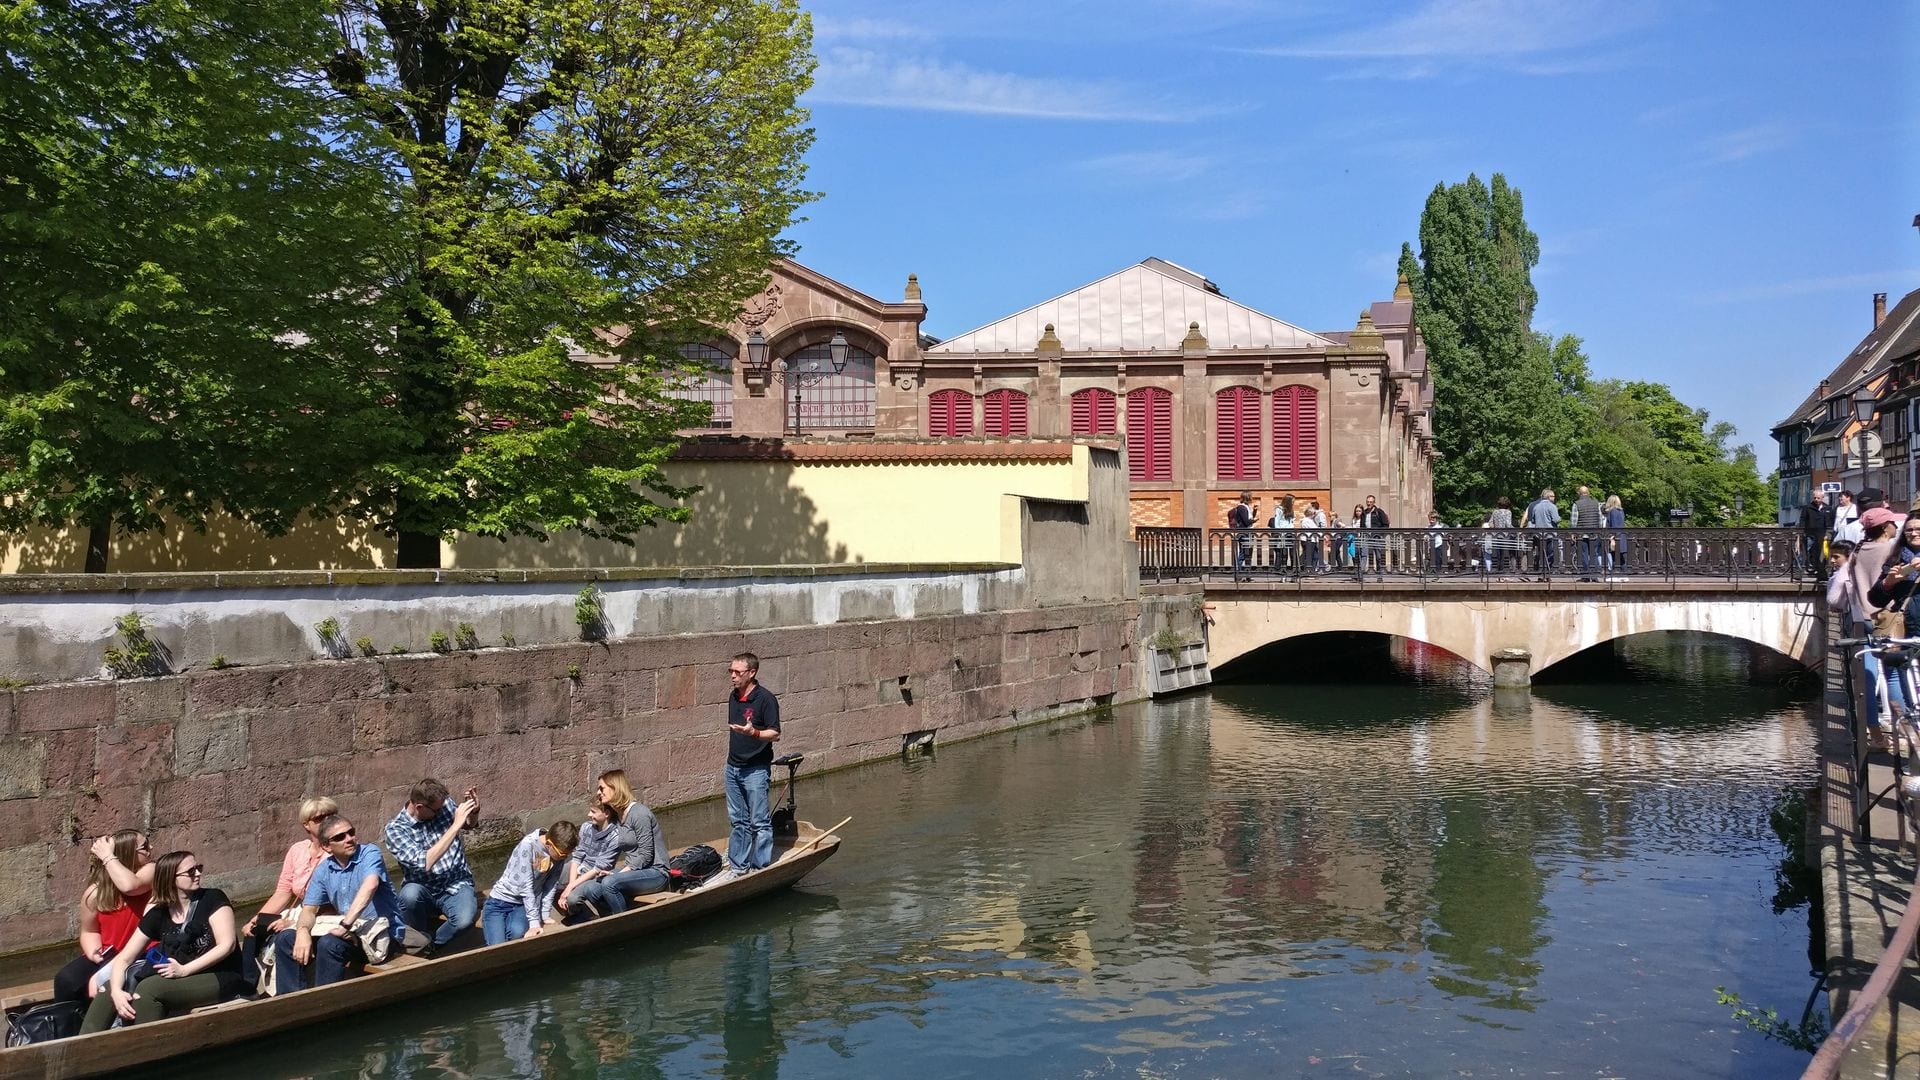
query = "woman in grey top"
(564, 770, 671, 921)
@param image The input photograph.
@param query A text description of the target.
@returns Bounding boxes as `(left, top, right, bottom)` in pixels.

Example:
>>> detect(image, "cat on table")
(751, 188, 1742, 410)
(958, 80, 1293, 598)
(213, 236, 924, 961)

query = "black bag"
(666, 844, 723, 890)
(5, 1000, 85, 1047)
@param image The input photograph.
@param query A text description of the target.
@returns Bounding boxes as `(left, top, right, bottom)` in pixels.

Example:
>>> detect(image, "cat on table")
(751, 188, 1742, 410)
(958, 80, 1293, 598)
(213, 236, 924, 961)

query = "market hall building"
(664, 256, 1436, 531)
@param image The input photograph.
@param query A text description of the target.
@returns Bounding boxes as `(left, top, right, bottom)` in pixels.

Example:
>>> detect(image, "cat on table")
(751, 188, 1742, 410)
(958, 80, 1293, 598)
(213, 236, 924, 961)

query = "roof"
(1773, 287, 1920, 431)
(1369, 299, 1413, 328)
(926, 259, 1334, 355)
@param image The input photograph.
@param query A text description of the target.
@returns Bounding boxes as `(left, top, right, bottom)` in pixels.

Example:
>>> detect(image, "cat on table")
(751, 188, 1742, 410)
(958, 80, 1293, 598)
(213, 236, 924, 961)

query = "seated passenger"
(52, 831, 154, 1004)
(562, 770, 668, 920)
(558, 800, 633, 922)
(272, 815, 405, 994)
(241, 796, 337, 986)
(482, 820, 579, 945)
(80, 851, 243, 1032)
(385, 778, 480, 958)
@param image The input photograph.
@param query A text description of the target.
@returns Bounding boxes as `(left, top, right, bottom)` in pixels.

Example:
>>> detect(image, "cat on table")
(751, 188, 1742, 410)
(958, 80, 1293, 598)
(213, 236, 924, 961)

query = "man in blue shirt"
(384, 778, 480, 958)
(273, 815, 404, 993)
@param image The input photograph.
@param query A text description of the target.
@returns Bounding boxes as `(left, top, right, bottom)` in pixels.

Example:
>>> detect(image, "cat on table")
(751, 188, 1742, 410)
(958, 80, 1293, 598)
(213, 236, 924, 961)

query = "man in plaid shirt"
(385, 777, 480, 957)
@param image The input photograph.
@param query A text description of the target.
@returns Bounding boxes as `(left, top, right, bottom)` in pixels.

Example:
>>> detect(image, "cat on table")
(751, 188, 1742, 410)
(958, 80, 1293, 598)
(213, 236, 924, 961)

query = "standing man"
(1570, 485, 1604, 581)
(1800, 489, 1833, 580)
(385, 778, 480, 958)
(1227, 492, 1256, 582)
(1524, 489, 1562, 580)
(716, 652, 781, 885)
(1357, 495, 1390, 580)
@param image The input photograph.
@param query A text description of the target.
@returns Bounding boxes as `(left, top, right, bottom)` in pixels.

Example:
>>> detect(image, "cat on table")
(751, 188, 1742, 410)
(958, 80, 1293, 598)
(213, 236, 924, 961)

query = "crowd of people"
(1223, 486, 1630, 582)
(1815, 487, 1920, 753)
(40, 652, 787, 1033)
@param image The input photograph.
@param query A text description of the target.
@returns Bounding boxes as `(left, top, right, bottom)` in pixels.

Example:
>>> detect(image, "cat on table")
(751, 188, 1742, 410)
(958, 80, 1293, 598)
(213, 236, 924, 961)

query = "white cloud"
(811, 16, 932, 43)
(1699, 271, 1919, 305)
(1698, 123, 1796, 164)
(1249, 0, 1657, 65)
(1076, 150, 1216, 184)
(809, 47, 1197, 122)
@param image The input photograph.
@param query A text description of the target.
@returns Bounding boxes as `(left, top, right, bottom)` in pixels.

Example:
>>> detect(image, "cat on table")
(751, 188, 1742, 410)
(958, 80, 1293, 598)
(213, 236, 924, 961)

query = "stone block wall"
(0, 600, 1138, 953)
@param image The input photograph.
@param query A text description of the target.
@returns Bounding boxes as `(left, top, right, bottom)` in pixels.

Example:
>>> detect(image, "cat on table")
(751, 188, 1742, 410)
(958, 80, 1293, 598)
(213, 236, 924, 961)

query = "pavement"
(1818, 618, 1920, 1079)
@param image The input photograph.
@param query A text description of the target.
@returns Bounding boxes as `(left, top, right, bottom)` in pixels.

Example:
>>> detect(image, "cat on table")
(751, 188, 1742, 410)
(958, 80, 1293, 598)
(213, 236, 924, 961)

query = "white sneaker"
(700, 866, 741, 889)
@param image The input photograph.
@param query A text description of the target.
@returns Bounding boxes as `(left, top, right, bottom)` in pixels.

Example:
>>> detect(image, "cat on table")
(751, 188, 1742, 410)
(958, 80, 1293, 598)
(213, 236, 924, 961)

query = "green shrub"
(429, 630, 450, 654)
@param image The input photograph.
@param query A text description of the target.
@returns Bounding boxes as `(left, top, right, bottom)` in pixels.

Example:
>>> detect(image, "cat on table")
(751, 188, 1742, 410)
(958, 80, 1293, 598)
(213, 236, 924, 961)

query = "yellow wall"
(3, 449, 1097, 572)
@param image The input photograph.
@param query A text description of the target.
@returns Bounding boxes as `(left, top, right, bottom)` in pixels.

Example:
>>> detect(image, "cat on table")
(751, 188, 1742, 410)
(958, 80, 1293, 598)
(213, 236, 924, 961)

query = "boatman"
(385, 778, 480, 958)
(711, 652, 781, 886)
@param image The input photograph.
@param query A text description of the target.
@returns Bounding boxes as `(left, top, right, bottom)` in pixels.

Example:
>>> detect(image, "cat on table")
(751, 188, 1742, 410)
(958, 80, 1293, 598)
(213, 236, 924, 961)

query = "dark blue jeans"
(273, 927, 363, 994)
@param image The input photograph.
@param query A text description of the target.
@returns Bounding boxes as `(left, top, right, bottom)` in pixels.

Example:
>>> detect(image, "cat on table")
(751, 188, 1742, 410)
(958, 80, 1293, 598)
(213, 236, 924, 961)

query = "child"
(481, 820, 579, 945)
(559, 801, 636, 922)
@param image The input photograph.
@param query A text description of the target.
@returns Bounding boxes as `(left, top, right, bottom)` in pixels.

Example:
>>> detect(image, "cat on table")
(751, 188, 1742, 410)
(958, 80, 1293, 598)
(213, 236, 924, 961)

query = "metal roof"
(926, 259, 1334, 355)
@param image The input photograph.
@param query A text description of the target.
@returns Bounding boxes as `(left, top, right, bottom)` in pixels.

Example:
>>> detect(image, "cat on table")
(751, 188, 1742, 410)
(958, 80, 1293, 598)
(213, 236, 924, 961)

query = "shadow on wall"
(4, 513, 393, 573)
(448, 461, 850, 568)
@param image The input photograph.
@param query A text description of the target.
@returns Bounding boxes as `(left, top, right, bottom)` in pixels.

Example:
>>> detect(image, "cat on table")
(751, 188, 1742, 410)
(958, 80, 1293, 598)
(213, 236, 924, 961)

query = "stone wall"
(0, 597, 1139, 952)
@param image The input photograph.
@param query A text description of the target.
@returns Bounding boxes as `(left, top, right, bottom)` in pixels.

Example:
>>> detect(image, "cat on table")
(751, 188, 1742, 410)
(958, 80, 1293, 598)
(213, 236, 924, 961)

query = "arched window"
(1273, 385, 1319, 481)
(1070, 388, 1117, 435)
(928, 389, 974, 437)
(664, 343, 735, 429)
(782, 340, 876, 428)
(1125, 387, 1172, 482)
(983, 389, 1029, 436)
(1215, 386, 1261, 482)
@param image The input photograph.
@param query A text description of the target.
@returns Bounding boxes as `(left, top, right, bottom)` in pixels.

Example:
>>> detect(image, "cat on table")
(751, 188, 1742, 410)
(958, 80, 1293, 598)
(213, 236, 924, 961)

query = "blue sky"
(782, 0, 1919, 457)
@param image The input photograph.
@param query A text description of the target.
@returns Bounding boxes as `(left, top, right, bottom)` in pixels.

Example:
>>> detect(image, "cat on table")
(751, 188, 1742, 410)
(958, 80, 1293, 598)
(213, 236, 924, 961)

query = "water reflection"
(172, 638, 1819, 1080)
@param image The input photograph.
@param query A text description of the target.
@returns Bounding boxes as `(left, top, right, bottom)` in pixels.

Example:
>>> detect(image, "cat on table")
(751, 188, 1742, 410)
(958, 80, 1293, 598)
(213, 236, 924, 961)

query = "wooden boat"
(0, 820, 842, 1080)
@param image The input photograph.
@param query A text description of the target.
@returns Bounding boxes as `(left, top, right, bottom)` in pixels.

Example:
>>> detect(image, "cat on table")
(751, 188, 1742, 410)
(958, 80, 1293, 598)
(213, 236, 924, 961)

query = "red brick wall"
(0, 600, 1138, 952)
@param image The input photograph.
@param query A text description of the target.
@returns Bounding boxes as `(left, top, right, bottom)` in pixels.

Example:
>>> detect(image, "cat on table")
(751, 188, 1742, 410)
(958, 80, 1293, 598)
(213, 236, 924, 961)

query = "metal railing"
(1137, 526, 1812, 585)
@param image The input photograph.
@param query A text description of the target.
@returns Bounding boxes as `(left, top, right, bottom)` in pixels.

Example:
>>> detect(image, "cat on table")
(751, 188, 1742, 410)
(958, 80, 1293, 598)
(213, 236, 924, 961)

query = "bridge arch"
(1204, 593, 1823, 681)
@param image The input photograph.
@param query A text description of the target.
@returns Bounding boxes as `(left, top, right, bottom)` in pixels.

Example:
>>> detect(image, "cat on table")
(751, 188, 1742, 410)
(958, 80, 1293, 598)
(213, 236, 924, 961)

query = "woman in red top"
(51, 830, 155, 1003)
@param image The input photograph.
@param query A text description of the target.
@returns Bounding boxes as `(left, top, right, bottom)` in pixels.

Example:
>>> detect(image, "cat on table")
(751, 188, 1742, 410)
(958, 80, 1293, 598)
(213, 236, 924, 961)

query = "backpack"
(666, 844, 724, 890)
(5, 1000, 85, 1047)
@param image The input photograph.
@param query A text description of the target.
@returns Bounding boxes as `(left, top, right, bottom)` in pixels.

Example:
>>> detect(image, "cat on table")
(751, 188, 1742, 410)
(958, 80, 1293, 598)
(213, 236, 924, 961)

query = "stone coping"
(0, 562, 1020, 595)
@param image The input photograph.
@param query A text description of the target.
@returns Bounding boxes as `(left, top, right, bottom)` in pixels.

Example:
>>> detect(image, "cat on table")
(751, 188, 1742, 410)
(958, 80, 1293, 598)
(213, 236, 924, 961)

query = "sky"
(780, 0, 1920, 457)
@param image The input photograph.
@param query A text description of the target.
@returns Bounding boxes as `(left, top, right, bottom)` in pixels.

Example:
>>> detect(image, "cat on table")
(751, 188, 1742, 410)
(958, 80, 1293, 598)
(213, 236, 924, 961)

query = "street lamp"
(740, 330, 849, 436)
(1853, 384, 1879, 495)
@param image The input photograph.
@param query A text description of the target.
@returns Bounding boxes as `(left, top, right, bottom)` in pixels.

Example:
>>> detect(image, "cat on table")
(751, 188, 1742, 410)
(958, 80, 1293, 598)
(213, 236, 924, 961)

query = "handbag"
(5, 1000, 85, 1046)
(311, 913, 393, 965)
(1874, 608, 1907, 639)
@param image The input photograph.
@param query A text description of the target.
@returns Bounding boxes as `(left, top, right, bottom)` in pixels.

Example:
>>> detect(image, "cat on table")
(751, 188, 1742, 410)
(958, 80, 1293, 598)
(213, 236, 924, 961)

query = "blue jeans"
(566, 866, 671, 920)
(272, 927, 362, 994)
(481, 897, 529, 945)
(397, 880, 478, 948)
(726, 762, 774, 871)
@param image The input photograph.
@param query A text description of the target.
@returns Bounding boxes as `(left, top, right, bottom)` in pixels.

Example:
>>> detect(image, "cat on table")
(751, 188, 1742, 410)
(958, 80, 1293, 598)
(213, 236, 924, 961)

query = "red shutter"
(1215, 387, 1260, 482)
(984, 389, 1028, 436)
(1273, 386, 1318, 480)
(929, 390, 975, 437)
(1126, 388, 1171, 482)
(1070, 388, 1116, 435)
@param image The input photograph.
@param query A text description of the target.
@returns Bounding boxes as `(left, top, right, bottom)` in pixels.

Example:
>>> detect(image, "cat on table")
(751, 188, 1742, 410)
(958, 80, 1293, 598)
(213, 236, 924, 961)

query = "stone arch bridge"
(1194, 581, 1822, 683)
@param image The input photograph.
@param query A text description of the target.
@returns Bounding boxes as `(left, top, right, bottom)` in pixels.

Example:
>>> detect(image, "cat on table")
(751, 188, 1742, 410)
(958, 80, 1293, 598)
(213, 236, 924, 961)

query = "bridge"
(1137, 527, 1823, 683)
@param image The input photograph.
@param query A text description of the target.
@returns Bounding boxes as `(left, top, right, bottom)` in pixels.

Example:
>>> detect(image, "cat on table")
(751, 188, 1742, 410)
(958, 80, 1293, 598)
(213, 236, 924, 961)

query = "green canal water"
(167, 633, 1821, 1078)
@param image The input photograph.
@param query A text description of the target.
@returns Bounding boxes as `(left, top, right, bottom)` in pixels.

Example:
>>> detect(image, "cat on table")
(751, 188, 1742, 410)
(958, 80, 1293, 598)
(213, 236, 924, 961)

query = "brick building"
(663, 256, 1435, 531)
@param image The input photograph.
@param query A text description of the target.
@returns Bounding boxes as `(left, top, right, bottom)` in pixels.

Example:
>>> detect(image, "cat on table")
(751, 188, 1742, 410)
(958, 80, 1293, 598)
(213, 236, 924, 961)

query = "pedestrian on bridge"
(1228, 492, 1257, 582)
(1523, 489, 1561, 580)
(1357, 496, 1390, 580)
(1570, 486, 1604, 581)
(1800, 489, 1834, 581)
(1834, 490, 1862, 546)
(1603, 495, 1628, 578)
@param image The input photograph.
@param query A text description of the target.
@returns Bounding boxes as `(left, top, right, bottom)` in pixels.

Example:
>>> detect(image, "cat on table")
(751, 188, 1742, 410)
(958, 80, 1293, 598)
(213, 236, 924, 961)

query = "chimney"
(1875, 292, 1888, 327)
(1819, 378, 1830, 398)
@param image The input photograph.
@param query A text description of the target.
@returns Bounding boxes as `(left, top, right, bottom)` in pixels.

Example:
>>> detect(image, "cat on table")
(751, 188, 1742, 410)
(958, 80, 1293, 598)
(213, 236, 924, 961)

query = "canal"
(171, 632, 1821, 1078)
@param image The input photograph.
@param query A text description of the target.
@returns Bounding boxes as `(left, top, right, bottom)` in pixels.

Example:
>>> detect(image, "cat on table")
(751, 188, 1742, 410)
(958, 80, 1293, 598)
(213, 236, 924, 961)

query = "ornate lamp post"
(1854, 383, 1879, 495)
(742, 330, 849, 436)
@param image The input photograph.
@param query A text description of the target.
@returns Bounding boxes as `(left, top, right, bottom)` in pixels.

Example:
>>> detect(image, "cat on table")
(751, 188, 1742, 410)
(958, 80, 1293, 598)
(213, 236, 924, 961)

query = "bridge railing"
(1138, 526, 1811, 584)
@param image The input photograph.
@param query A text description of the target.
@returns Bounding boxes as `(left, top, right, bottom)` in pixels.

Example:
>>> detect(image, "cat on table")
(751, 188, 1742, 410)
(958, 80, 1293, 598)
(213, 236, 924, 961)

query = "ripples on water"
(175, 634, 1820, 1079)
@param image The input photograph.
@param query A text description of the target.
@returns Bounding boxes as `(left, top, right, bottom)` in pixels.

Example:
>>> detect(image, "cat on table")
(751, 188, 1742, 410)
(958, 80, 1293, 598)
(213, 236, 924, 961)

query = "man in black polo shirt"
(715, 652, 781, 884)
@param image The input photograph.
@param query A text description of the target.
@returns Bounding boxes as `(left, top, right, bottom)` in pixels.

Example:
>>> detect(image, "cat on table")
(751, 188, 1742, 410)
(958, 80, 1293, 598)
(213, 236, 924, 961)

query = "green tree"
(322, 0, 817, 566)
(1399, 174, 1574, 524)
(0, 0, 399, 571)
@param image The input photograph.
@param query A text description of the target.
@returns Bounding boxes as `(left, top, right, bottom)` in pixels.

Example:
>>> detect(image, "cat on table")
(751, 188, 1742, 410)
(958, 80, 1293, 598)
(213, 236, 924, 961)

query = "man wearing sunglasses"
(272, 816, 404, 994)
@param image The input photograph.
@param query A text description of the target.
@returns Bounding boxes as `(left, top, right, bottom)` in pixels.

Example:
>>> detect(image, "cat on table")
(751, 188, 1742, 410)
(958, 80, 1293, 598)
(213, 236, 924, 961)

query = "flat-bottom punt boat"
(0, 821, 842, 1080)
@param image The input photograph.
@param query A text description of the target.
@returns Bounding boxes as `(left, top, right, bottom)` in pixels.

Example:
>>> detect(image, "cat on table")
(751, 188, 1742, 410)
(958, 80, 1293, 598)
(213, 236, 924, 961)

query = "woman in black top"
(81, 851, 244, 1032)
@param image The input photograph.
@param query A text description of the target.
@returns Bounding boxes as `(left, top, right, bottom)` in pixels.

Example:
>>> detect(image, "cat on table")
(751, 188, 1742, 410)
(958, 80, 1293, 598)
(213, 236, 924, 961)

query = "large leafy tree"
(0, 0, 400, 570)
(1398, 174, 1575, 525)
(322, 0, 816, 566)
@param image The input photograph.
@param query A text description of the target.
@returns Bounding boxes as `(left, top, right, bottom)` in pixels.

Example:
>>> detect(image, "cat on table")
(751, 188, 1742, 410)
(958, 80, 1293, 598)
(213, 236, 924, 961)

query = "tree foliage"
(0, 0, 400, 570)
(2, 0, 817, 569)
(1402, 173, 1768, 526)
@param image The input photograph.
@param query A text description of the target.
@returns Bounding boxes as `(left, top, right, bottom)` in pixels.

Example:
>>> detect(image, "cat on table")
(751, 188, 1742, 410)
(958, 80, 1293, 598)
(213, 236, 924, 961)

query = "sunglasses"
(179, 866, 205, 879)
(327, 829, 357, 843)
